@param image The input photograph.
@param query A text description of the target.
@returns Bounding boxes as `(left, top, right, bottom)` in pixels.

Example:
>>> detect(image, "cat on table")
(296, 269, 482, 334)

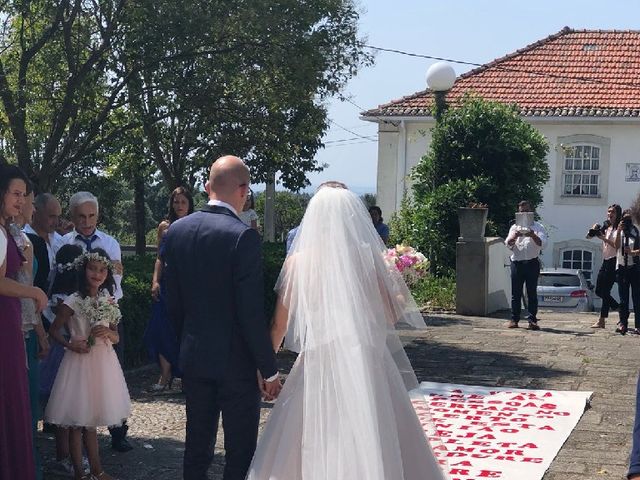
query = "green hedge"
(120, 255, 155, 368)
(120, 244, 455, 368)
(120, 243, 287, 368)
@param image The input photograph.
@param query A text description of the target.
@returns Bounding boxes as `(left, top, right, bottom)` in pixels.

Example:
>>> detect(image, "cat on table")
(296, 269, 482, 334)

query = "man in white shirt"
(56, 191, 132, 452)
(504, 200, 548, 330)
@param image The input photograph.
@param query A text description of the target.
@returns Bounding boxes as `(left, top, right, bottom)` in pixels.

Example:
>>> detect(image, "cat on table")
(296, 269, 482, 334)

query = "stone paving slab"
(39, 309, 639, 479)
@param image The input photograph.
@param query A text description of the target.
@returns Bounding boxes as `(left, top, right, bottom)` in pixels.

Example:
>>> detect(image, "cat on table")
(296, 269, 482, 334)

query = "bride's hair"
(317, 180, 347, 190)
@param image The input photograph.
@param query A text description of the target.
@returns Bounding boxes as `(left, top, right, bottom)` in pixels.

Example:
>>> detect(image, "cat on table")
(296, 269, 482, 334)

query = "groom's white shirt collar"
(207, 199, 238, 216)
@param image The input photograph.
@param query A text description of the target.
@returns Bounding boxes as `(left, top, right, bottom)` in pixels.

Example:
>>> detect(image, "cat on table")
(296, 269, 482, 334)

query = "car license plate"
(543, 296, 563, 303)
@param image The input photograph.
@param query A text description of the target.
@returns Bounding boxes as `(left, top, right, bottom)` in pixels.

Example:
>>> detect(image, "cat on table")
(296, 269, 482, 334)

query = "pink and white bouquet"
(384, 244, 430, 286)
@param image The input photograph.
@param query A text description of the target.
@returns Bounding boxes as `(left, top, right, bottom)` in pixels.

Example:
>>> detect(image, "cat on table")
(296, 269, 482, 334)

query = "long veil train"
(247, 186, 447, 480)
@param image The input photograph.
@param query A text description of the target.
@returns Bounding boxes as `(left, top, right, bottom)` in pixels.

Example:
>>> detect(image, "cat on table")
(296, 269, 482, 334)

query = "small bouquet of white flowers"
(75, 292, 121, 347)
(384, 244, 430, 286)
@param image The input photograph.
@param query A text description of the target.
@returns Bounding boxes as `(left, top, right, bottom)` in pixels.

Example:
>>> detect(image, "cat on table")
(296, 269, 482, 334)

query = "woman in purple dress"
(0, 165, 48, 479)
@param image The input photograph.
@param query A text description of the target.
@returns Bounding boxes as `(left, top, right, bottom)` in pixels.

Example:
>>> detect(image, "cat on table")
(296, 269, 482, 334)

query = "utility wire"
(328, 119, 376, 140)
(362, 44, 640, 90)
(324, 135, 377, 144)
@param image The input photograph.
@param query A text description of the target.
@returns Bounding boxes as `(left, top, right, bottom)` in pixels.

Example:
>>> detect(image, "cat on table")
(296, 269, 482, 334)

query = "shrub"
(120, 254, 155, 368)
(409, 275, 456, 311)
(263, 242, 287, 319)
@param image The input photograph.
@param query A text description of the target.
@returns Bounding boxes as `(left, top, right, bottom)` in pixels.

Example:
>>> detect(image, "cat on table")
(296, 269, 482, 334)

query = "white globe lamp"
(426, 62, 456, 91)
(425, 62, 456, 120)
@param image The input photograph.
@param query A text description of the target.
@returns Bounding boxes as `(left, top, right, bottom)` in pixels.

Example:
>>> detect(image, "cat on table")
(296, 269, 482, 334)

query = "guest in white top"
(590, 204, 622, 329)
(55, 191, 133, 452)
(504, 200, 548, 330)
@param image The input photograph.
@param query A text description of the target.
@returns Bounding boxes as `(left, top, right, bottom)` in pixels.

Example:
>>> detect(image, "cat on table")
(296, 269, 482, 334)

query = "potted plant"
(457, 202, 488, 240)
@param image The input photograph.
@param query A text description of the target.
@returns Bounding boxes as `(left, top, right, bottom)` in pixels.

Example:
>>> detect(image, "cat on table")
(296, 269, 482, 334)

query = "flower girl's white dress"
(45, 293, 131, 427)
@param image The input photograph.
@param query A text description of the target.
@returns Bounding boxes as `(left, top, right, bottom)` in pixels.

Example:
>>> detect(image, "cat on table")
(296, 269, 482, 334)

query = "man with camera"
(613, 210, 640, 335)
(589, 204, 622, 329)
(505, 200, 548, 330)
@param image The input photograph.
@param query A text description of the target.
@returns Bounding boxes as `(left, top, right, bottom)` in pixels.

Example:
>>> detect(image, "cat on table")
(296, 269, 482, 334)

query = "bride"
(247, 182, 447, 480)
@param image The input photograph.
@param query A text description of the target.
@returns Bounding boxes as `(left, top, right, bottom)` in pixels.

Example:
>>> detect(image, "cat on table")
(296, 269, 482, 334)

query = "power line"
(324, 135, 377, 144)
(323, 139, 377, 148)
(362, 44, 640, 90)
(328, 119, 376, 140)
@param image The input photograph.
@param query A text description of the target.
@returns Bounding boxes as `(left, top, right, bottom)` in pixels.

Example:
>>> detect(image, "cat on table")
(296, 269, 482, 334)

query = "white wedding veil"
(252, 185, 447, 480)
(278, 185, 425, 389)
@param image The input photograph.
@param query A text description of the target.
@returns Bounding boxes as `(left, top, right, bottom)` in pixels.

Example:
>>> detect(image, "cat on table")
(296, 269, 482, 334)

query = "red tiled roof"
(363, 27, 640, 118)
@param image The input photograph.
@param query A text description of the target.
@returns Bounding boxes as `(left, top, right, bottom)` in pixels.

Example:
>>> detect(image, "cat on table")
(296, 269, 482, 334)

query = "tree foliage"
(392, 96, 550, 274)
(0, 0, 371, 195)
(255, 190, 310, 240)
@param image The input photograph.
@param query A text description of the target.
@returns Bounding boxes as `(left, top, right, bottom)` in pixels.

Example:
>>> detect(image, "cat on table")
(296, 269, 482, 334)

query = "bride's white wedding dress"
(246, 186, 446, 480)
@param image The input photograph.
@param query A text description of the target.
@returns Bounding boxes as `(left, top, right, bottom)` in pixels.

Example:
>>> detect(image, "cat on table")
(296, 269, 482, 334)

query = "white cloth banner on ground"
(411, 382, 592, 480)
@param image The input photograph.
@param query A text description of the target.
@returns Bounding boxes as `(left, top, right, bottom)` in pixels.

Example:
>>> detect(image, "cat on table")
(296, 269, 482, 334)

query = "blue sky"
(303, 0, 640, 194)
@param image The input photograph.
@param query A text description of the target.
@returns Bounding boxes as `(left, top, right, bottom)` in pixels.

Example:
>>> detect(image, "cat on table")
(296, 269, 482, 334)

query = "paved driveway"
(39, 310, 637, 479)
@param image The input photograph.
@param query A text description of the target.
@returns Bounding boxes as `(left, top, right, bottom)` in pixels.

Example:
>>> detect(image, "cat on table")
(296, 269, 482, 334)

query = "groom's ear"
(204, 181, 210, 195)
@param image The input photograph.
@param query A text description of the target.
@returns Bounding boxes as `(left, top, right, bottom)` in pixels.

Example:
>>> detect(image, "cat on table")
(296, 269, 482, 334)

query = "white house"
(362, 27, 640, 280)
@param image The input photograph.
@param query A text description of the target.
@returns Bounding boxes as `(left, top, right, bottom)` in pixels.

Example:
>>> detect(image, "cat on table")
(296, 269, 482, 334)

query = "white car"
(536, 268, 594, 312)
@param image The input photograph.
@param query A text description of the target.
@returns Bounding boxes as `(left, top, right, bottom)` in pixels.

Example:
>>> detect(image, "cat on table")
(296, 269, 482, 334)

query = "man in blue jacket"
(165, 155, 281, 480)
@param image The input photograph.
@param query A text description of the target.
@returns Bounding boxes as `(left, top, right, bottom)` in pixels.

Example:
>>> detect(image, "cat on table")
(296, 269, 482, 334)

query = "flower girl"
(45, 249, 131, 480)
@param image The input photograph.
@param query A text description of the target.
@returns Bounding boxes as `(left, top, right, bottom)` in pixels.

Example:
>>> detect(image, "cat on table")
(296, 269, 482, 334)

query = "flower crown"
(56, 261, 77, 273)
(75, 251, 114, 271)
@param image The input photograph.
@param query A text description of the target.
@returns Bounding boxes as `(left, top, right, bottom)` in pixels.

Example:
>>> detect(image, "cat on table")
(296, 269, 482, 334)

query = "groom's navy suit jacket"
(163, 205, 277, 381)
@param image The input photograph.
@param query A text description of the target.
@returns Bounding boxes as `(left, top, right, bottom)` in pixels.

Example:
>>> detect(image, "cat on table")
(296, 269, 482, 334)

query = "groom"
(164, 155, 281, 480)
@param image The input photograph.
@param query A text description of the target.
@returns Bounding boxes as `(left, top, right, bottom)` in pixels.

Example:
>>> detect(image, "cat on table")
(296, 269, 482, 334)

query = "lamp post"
(425, 62, 456, 121)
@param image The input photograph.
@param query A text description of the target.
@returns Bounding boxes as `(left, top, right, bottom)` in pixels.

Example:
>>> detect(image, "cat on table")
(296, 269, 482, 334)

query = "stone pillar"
(456, 237, 511, 316)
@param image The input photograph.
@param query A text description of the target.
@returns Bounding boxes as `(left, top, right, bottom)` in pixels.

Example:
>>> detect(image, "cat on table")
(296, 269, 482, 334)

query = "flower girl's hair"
(76, 247, 116, 298)
(50, 244, 83, 296)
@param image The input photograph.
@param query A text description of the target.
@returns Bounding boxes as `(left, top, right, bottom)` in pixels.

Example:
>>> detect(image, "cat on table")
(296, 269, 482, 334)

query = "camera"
(586, 220, 610, 238)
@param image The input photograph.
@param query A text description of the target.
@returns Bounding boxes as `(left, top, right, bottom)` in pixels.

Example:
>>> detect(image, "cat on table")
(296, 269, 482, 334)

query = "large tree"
(392, 95, 550, 274)
(0, 0, 132, 192)
(122, 0, 370, 191)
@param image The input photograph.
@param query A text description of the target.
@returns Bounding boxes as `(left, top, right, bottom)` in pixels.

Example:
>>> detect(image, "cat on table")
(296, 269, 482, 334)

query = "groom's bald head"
(206, 155, 250, 212)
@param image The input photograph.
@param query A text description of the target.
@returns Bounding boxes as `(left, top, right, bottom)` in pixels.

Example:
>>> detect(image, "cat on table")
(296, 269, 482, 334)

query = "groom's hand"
(263, 377, 282, 401)
(257, 370, 282, 401)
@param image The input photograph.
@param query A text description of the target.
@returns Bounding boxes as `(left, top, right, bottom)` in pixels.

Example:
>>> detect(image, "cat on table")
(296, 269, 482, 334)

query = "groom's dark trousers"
(164, 204, 278, 480)
(183, 376, 260, 479)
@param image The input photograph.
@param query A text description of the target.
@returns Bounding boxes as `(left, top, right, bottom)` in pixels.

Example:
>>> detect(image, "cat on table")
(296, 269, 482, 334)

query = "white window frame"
(554, 134, 610, 207)
(561, 144, 601, 197)
(559, 248, 594, 279)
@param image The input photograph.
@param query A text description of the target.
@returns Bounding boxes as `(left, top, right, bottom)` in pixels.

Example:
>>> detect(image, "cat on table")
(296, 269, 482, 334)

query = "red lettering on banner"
(539, 425, 555, 431)
(477, 434, 496, 439)
(504, 449, 524, 456)
(479, 449, 500, 454)
(522, 457, 543, 463)
(450, 469, 470, 475)
(451, 461, 473, 466)
(539, 403, 557, 410)
(493, 456, 516, 461)
(455, 447, 475, 453)
(478, 469, 503, 477)
(471, 441, 492, 447)
(520, 443, 538, 449)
